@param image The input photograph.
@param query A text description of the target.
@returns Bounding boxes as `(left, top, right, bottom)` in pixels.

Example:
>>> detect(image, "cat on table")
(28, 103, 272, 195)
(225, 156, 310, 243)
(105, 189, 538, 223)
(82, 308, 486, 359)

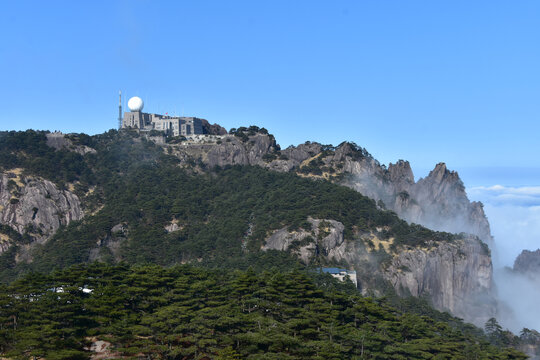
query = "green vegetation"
(2, 163, 458, 281)
(229, 126, 269, 137)
(230, 126, 271, 143)
(0, 263, 527, 359)
(0, 130, 93, 187)
(298, 155, 327, 175)
(0, 130, 458, 281)
(0, 130, 529, 358)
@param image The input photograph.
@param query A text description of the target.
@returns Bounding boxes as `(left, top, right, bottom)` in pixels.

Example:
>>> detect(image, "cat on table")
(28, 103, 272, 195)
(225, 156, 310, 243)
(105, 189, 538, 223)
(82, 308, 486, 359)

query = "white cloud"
(495, 268, 540, 333)
(468, 185, 540, 266)
(468, 185, 540, 331)
(469, 185, 540, 207)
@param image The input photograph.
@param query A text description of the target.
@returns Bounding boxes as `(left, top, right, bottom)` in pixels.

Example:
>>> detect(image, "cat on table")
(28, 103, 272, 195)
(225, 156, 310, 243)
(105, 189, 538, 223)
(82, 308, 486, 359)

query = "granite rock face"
(281, 142, 323, 164)
(263, 217, 495, 326)
(331, 146, 492, 242)
(263, 218, 347, 264)
(0, 170, 84, 251)
(384, 236, 495, 325)
(169, 133, 280, 169)
(410, 163, 492, 241)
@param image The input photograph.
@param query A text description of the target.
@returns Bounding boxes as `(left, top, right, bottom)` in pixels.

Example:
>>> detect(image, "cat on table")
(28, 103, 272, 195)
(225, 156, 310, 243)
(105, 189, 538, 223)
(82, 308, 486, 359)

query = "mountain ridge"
(0, 128, 495, 327)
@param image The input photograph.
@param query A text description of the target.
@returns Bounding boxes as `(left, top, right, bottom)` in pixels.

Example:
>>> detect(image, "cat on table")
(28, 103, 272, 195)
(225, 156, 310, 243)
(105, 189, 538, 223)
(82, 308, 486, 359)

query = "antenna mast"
(118, 90, 123, 129)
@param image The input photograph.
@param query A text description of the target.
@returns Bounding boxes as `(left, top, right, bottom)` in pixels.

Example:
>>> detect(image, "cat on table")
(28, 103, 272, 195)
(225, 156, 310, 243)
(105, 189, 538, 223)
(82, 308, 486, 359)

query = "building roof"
(321, 267, 356, 275)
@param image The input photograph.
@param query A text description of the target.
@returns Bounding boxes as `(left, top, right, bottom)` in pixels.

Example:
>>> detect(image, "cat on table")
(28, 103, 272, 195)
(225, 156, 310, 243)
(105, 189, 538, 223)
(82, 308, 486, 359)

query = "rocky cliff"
(329, 145, 491, 242)
(385, 236, 495, 324)
(262, 217, 495, 326)
(0, 169, 84, 251)
(410, 163, 491, 240)
(263, 217, 347, 264)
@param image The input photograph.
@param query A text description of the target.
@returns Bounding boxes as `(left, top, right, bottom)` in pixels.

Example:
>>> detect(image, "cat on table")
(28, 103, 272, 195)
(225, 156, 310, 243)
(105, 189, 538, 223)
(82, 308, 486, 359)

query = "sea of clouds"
(468, 185, 540, 332)
(468, 185, 540, 267)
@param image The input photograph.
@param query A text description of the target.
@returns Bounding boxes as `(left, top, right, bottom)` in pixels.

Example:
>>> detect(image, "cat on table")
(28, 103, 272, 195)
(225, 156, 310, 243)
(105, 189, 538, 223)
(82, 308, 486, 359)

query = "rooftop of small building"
(321, 267, 356, 275)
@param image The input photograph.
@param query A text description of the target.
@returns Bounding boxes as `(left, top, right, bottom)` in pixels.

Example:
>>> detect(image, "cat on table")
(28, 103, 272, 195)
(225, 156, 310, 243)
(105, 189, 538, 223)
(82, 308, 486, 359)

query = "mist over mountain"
(466, 183, 540, 338)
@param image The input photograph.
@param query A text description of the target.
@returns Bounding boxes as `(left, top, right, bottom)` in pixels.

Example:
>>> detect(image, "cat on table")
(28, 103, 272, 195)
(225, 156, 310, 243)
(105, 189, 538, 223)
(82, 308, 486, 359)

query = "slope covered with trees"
(0, 263, 527, 359)
(0, 130, 455, 281)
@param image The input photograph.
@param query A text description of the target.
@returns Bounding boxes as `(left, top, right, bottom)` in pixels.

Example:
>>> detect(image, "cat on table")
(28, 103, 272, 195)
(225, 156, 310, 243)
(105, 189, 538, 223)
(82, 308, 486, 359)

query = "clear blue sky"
(1, 1, 539, 186)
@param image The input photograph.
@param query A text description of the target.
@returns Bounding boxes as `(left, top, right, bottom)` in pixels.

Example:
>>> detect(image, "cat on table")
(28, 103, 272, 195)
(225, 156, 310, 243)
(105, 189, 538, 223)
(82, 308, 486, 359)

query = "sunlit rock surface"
(263, 217, 495, 326)
(0, 170, 83, 250)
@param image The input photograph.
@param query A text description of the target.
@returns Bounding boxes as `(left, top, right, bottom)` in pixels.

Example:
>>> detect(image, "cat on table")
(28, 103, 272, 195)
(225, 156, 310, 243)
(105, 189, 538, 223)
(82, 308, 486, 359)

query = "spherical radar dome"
(127, 96, 144, 112)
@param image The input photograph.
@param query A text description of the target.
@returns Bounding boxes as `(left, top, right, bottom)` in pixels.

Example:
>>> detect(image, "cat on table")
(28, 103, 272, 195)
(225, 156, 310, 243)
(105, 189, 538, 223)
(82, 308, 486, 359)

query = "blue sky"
(1, 0, 539, 186)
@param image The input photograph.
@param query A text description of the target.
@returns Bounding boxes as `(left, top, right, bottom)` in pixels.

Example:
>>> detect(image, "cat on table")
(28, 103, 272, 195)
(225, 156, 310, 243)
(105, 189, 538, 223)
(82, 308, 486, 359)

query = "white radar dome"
(127, 96, 144, 112)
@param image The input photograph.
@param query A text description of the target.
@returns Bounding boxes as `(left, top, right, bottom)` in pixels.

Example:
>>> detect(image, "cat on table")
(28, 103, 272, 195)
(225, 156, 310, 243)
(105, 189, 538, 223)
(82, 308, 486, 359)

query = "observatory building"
(121, 95, 203, 137)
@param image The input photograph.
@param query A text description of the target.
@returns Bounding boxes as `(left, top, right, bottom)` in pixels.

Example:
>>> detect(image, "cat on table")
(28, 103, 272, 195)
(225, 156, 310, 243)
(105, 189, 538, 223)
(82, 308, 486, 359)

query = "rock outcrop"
(384, 236, 495, 324)
(169, 133, 280, 169)
(332, 146, 491, 242)
(514, 249, 540, 275)
(263, 218, 347, 264)
(409, 163, 492, 241)
(0, 169, 84, 251)
(201, 119, 228, 135)
(46, 132, 96, 155)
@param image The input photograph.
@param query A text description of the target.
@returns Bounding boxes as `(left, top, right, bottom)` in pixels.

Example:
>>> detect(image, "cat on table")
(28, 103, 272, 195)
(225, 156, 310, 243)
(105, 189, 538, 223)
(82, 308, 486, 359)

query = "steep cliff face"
(262, 217, 495, 326)
(409, 163, 492, 241)
(263, 217, 348, 264)
(332, 146, 491, 242)
(384, 237, 495, 324)
(0, 169, 84, 251)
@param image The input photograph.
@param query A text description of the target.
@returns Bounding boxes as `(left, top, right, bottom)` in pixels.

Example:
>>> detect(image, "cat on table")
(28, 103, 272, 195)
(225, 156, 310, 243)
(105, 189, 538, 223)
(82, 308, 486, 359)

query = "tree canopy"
(0, 263, 527, 359)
